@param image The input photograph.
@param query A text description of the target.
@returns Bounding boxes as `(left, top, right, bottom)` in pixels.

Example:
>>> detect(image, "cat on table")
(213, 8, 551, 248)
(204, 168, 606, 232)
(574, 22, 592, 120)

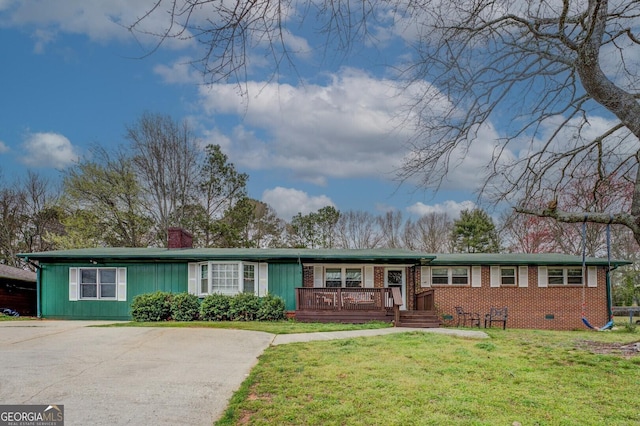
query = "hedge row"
(130, 291, 286, 322)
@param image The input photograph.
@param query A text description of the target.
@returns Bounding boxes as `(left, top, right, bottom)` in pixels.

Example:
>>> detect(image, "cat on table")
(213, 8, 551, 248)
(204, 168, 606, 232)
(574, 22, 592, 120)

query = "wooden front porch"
(294, 287, 440, 328)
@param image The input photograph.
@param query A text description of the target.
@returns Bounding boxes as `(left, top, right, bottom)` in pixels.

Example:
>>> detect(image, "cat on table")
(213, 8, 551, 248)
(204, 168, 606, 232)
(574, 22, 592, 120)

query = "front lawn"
(218, 328, 640, 425)
(101, 319, 392, 334)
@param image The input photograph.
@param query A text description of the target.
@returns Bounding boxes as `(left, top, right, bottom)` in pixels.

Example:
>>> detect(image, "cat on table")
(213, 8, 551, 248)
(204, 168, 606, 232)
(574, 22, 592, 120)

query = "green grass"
(100, 319, 392, 334)
(217, 328, 640, 425)
(0, 314, 35, 321)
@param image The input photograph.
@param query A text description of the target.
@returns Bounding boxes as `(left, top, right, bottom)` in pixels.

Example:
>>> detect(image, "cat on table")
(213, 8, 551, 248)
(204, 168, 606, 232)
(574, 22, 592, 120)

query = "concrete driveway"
(0, 321, 273, 426)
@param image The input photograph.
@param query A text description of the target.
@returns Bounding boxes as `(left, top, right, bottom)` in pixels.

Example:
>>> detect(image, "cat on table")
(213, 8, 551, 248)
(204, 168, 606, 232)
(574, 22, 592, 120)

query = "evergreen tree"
(451, 209, 500, 253)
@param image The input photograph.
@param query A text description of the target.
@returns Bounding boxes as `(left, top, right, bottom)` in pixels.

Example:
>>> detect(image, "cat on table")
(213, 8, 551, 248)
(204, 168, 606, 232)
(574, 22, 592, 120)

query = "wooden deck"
(294, 287, 440, 327)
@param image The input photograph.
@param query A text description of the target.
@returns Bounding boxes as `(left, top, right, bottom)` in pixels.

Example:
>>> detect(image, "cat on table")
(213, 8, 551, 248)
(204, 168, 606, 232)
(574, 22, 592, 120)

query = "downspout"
(607, 265, 618, 320)
(25, 257, 42, 319)
(36, 265, 41, 318)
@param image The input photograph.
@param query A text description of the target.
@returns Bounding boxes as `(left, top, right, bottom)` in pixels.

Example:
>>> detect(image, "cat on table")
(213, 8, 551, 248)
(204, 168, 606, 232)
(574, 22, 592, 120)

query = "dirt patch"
(237, 409, 255, 425)
(576, 340, 640, 357)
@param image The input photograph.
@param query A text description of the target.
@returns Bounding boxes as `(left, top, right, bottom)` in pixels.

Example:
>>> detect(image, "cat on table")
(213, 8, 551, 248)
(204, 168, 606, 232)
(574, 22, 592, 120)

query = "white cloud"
(0, 140, 9, 153)
(153, 57, 200, 84)
(1, 1, 194, 49)
(197, 68, 441, 185)
(407, 200, 476, 218)
(21, 132, 78, 169)
(262, 186, 334, 220)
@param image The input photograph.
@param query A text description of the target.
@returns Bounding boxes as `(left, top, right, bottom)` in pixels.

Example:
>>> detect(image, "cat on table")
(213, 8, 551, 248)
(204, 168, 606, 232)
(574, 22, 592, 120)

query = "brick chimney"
(168, 227, 193, 249)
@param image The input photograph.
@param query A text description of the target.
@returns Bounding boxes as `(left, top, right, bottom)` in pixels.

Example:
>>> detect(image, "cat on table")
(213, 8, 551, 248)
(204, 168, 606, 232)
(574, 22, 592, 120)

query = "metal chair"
(454, 306, 480, 327)
(484, 307, 508, 329)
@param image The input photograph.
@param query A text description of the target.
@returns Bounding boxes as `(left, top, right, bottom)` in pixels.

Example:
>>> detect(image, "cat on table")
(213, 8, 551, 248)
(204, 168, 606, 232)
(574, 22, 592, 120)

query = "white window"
(80, 268, 116, 299)
(69, 267, 126, 301)
(244, 263, 256, 294)
(345, 268, 363, 287)
(548, 267, 583, 286)
(431, 267, 469, 285)
(322, 266, 363, 288)
(211, 263, 240, 293)
(197, 262, 260, 296)
(501, 267, 516, 286)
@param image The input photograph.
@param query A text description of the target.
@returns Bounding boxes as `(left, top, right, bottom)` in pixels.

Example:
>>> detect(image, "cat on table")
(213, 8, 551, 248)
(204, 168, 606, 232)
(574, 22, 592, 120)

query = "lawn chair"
(484, 307, 508, 329)
(454, 306, 480, 328)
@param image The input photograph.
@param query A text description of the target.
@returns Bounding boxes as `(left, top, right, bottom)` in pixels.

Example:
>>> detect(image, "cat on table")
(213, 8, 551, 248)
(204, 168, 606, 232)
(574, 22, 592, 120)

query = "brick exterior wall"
(303, 266, 314, 287)
(422, 265, 608, 330)
(299, 263, 608, 330)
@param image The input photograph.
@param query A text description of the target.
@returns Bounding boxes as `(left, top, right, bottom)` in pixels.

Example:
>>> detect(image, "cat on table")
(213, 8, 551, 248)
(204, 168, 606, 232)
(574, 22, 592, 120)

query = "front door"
(385, 268, 406, 310)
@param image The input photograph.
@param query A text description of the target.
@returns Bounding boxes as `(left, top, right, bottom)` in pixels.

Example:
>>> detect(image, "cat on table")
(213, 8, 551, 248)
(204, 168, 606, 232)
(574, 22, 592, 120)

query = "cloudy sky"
(0, 1, 494, 220)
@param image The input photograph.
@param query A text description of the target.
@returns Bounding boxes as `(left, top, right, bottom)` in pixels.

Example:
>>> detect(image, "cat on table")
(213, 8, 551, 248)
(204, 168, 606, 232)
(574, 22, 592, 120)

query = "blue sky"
(0, 1, 487, 221)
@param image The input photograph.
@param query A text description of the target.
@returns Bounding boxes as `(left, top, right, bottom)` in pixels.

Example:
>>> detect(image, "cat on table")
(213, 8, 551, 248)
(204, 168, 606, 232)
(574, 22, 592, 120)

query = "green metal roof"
(429, 253, 630, 267)
(17, 248, 630, 267)
(18, 248, 436, 264)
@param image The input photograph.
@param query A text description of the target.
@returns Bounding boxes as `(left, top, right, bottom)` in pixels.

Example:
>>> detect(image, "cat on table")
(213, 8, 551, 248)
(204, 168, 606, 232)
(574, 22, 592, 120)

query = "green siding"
(40, 262, 188, 320)
(268, 263, 302, 311)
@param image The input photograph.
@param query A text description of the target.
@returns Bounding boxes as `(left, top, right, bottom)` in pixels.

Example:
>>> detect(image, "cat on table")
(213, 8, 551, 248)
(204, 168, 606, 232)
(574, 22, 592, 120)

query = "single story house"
(18, 229, 630, 330)
(0, 263, 37, 316)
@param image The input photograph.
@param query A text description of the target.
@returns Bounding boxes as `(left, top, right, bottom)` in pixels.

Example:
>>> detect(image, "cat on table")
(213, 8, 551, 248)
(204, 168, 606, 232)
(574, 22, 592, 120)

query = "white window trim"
(491, 265, 520, 287)
(321, 265, 365, 288)
(69, 267, 126, 301)
(546, 266, 584, 286)
(198, 261, 242, 296)
(587, 265, 598, 288)
(430, 266, 470, 286)
(420, 266, 431, 288)
(193, 261, 267, 296)
(471, 266, 482, 287)
(518, 266, 529, 288)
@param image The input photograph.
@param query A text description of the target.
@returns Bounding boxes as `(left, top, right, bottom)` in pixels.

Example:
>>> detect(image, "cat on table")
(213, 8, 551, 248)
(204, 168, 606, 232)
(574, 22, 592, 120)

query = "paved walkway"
(271, 326, 489, 345)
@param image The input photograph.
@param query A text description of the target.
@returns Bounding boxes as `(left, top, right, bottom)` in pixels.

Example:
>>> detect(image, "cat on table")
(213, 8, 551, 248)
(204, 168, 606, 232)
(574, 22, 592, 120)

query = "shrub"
(229, 292, 261, 321)
(170, 292, 201, 321)
(257, 294, 286, 321)
(200, 293, 232, 321)
(131, 291, 172, 322)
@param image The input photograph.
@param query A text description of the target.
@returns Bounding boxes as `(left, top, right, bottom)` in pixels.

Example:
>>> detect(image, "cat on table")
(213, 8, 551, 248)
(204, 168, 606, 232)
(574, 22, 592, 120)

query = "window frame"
(547, 267, 583, 286)
(322, 266, 364, 288)
(198, 261, 259, 296)
(500, 267, 517, 286)
(78, 267, 118, 300)
(430, 267, 470, 286)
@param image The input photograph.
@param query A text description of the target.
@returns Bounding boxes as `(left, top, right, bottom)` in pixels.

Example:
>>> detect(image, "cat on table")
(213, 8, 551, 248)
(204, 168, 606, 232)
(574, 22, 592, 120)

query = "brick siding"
(299, 263, 608, 330)
(422, 265, 608, 330)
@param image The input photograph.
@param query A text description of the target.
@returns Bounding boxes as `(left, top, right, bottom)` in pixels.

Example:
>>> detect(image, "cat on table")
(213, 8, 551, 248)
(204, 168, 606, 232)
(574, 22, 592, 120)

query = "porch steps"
(396, 311, 441, 328)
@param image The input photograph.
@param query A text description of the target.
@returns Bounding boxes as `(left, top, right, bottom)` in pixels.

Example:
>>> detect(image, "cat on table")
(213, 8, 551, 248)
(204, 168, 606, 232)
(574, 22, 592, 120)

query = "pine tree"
(451, 209, 500, 253)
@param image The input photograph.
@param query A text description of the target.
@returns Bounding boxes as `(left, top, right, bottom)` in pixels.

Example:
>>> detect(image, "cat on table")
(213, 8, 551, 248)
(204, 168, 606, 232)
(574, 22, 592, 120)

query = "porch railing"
(296, 287, 394, 312)
(415, 289, 435, 311)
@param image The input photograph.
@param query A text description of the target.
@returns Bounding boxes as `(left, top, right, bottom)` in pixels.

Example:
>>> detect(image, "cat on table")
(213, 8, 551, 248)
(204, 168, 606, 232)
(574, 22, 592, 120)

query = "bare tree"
(131, 1, 640, 244)
(397, 0, 640, 243)
(0, 185, 25, 266)
(128, 0, 375, 86)
(378, 210, 404, 249)
(19, 172, 62, 254)
(412, 212, 454, 253)
(335, 210, 382, 249)
(126, 112, 200, 244)
(0, 173, 62, 265)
